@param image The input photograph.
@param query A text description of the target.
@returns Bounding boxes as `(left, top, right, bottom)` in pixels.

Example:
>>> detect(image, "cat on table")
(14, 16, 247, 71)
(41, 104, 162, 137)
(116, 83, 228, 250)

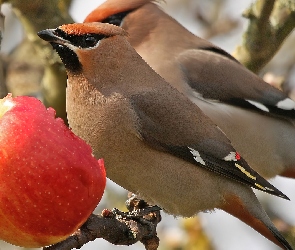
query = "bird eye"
(85, 36, 98, 47)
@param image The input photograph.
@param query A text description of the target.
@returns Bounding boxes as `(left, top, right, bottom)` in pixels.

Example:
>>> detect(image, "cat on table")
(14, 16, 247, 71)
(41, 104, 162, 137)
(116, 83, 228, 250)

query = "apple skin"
(0, 95, 106, 247)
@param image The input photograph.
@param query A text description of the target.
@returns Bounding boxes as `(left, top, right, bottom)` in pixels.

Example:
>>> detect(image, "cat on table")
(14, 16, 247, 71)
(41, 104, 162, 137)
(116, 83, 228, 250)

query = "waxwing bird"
(84, 0, 295, 180)
(38, 22, 292, 250)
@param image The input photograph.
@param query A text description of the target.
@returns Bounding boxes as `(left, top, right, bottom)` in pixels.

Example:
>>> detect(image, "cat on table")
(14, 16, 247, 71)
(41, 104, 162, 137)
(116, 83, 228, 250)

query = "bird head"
(37, 23, 127, 74)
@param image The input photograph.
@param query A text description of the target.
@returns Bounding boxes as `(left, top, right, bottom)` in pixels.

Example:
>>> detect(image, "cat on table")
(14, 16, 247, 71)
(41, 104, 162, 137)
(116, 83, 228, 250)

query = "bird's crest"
(84, 0, 160, 22)
(59, 22, 127, 37)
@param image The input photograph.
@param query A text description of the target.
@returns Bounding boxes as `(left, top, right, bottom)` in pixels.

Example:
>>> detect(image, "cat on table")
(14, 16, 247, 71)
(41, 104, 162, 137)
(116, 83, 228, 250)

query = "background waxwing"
(84, 0, 295, 180)
(38, 22, 292, 249)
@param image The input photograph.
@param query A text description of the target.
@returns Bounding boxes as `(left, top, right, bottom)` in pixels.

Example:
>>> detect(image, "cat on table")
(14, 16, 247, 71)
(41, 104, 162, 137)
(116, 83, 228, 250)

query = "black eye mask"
(54, 28, 108, 48)
(101, 11, 132, 26)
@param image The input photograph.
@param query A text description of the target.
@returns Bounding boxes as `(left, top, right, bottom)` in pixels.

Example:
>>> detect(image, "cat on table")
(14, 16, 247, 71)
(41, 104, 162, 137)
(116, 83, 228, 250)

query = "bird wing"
(177, 49, 295, 120)
(130, 90, 289, 200)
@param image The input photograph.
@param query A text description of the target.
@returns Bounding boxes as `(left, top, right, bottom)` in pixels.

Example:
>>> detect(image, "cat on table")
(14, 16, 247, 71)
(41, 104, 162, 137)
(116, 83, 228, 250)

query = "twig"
(233, 0, 295, 73)
(43, 196, 161, 250)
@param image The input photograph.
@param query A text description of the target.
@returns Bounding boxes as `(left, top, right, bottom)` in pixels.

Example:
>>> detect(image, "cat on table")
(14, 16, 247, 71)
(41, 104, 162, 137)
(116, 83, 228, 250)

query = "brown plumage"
(38, 22, 292, 249)
(84, 0, 295, 180)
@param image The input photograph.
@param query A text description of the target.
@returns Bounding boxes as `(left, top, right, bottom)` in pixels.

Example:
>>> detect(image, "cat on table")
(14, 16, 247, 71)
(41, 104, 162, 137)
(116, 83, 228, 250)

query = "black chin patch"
(51, 43, 82, 74)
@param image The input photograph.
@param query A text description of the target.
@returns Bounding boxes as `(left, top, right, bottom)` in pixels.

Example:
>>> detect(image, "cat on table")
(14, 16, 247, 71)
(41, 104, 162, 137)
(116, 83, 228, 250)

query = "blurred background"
(0, 0, 295, 249)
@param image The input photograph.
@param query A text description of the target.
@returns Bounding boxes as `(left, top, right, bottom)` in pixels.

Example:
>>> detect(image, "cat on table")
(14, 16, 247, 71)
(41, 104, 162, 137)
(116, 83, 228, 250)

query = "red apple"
(0, 94, 106, 247)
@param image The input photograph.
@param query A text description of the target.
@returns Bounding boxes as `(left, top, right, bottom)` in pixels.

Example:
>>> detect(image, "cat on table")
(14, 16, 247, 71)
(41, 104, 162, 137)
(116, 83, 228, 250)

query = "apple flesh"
(0, 95, 106, 247)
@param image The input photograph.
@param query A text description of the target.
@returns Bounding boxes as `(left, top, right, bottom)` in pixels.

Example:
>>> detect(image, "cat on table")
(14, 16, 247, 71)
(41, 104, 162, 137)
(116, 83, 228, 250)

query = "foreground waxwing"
(84, 0, 295, 180)
(38, 22, 292, 249)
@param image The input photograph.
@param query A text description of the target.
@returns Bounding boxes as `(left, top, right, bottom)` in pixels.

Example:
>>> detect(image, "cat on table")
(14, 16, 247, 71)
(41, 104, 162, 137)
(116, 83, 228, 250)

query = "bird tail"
(219, 191, 293, 250)
(281, 167, 295, 179)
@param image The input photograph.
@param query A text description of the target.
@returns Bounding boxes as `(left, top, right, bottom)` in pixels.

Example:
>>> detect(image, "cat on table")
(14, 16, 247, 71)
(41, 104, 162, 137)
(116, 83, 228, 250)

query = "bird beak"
(37, 29, 69, 46)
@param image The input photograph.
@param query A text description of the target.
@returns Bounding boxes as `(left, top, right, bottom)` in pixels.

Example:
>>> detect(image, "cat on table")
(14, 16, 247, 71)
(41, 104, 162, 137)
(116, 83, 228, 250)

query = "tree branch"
(233, 0, 295, 73)
(0, 10, 7, 98)
(43, 196, 161, 250)
(1, 0, 73, 123)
